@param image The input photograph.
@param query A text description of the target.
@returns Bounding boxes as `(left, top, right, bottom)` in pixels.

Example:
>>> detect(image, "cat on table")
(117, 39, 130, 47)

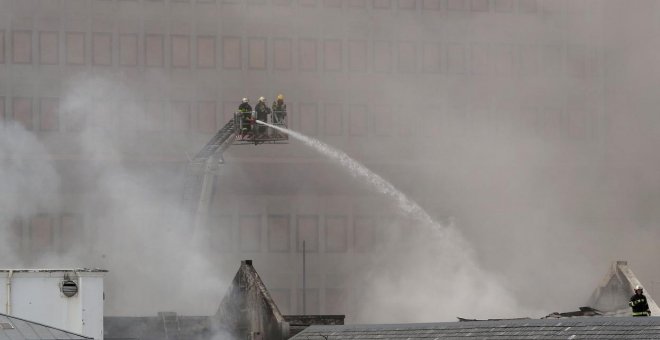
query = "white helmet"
(242, 98, 248, 103)
(636, 285, 643, 291)
(259, 96, 265, 102)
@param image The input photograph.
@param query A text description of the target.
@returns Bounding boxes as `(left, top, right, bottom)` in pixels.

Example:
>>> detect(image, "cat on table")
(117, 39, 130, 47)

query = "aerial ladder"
(182, 112, 288, 234)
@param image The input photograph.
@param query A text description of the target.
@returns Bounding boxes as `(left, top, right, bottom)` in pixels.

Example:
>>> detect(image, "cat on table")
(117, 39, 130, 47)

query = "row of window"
(211, 214, 378, 253)
(0, 30, 601, 77)
(101, 0, 592, 16)
(4, 214, 84, 255)
(270, 287, 345, 315)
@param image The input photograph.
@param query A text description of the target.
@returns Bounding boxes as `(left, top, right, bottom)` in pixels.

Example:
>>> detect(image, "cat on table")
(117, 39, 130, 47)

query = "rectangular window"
(60, 214, 83, 252)
(397, 41, 416, 73)
(239, 215, 261, 252)
(66, 32, 85, 65)
(144, 100, 165, 131)
(398, 0, 416, 9)
(222, 36, 241, 69)
(297, 288, 320, 314)
(12, 31, 32, 64)
(0, 31, 4, 64)
(494, 0, 514, 12)
(542, 44, 562, 76)
(273, 38, 292, 70)
(519, 44, 538, 76)
(119, 34, 138, 66)
(323, 39, 342, 72)
(587, 47, 601, 78)
(196, 101, 217, 133)
(422, 0, 442, 10)
(298, 103, 318, 135)
(567, 110, 588, 140)
(422, 42, 442, 73)
(349, 104, 368, 136)
(248, 37, 266, 70)
(373, 0, 391, 9)
(270, 289, 291, 314)
(145, 34, 164, 67)
(348, 40, 367, 72)
(471, 0, 489, 11)
(373, 41, 391, 72)
(31, 215, 53, 250)
(299, 0, 317, 6)
(39, 98, 59, 131)
(471, 43, 489, 75)
(519, 0, 537, 13)
(323, 0, 342, 7)
(267, 215, 290, 252)
(92, 32, 112, 66)
(39, 31, 59, 65)
(296, 215, 319, 252)
(273, 0, 292, 6)
(323, 103, 343, 136)
(542, 0, 564, 15)
(171, 35, 190, 68)
(324, 215, 347, 252)
(12, 97, 33, 130)
(197, 35, 216, 68)
(299, 38, 317, 71)
(170, 101, 191, 131)
(567, 44, 586, 78)
(348, 0, 366, 8)
(448, 0, 468, 10)
(537, 107, 561, 138)
(447, 43, 465, 74)
(372, 105, 393, 136)
(210, 215, 234, 252)
(325, 288, 346, 314)
(492, 44, 513, 76)
(353, 215, 374, 252)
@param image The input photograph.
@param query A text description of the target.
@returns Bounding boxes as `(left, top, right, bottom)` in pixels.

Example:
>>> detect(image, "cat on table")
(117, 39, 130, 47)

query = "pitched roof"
(290, 317, 660, 339)
(588, 260, 660, 315)
(0, 312, 92, 340)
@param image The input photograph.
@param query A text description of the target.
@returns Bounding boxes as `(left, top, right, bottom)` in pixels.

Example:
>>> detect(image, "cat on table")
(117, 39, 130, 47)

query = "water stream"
(257, 120, 440, 230)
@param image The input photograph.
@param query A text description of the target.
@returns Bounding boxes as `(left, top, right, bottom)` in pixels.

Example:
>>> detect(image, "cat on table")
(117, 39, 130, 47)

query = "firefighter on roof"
(630, 285, 651, 317)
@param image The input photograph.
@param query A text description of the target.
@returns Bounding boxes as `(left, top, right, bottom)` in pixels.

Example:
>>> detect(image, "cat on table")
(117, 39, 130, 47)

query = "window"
(447, 0, 467, 10)
(398, 0, 416, 9)
(373, 0, 391, 9)
(60, 214, 83, 252)
(348, 0, 366, 8)
(248, 37, 266, 70)
(422, 42, 442, 73)
(171, 35, 190, 68)
(519, 0, 537, 13)
(297, 288, 320, 314)
(397, 41, 416, 73)
(119, 34, 138, 66)
(143, 100, 165, 131)
(0, 31, 4, 64)
(447, 43, 465, 74)
(222, 36, 241, 69)
(12, 31, 32, 64)
(170, 101, 191, 131)
(30, 215, 53, 250)
(492, 44, 513, 76)
(586, 47, 601, 78)
(373, 41, 391, 72)
(296, 215, 319, 252)
(298, 103, 318, 135)
(299, 38, 317, 71)
(372, 105, 393, 136)
(348, 104, 368, 136)
(323, 39, 342, 72)
(567, 44, 586, 78)
(299, 0, 317, 6)
(145, 34, 164, 67)
(323, 103, 343, 136)
(542, 44, 562, 76)
(325, 288, 346, 314)
(239, 215, 261, 252)
(92, 32, 112, 66)
(273, 38, 292, 70)
(353, 215, 374, 252)
(323, 0, 342, 7)
(494, 0, 514, 12)
(567, 109, 589, 140)
(422, 0, 442, 10)
(39, 98, 59, 131)
(210, 215, 234, 252)
(12, 97, 33, 130)
(471, 0, 489, 11)
(537, 107, 561, 138)
(348, 40, 367, 72)
(39, 31, 59, 65)
(542, 0, 564, 15)
(196, 101, 217, 133)
(197, 36, 216, 68)
(267, 215, 290, 252)
(471, 43, 489, 75)
(66, 32, 85, 65)
(324, 215, 347, 252)
(518, 44, 538, 76)
(273, 0, 292, 6)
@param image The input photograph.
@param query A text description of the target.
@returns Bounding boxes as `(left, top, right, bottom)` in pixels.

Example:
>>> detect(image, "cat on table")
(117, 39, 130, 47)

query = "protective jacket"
(630, 293, 651, 316)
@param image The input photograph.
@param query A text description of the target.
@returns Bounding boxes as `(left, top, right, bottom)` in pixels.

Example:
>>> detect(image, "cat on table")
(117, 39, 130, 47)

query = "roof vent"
(61, 280, 78, 297)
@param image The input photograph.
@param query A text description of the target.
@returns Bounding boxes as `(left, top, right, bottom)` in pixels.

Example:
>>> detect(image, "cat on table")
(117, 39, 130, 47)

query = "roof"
(290, 317, 660, 339)
(588, 260, 660, 315)
(0, 269, 107, 273)
(0, 312, 92, 340)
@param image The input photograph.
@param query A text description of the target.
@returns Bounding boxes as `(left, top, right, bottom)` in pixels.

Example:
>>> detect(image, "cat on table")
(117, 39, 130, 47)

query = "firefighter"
(238, 98, 253, 138)
(629, 285, 651, 317)
(271, 94, 287, 124)
(255, 96, 271, 136)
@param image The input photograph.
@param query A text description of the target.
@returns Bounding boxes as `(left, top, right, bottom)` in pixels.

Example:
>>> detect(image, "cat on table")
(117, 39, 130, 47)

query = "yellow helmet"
(277, 94, 284, 101)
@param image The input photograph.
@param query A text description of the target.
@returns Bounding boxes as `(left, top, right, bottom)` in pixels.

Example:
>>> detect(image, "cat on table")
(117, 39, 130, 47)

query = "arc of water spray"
(256, 120, 439, 229)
